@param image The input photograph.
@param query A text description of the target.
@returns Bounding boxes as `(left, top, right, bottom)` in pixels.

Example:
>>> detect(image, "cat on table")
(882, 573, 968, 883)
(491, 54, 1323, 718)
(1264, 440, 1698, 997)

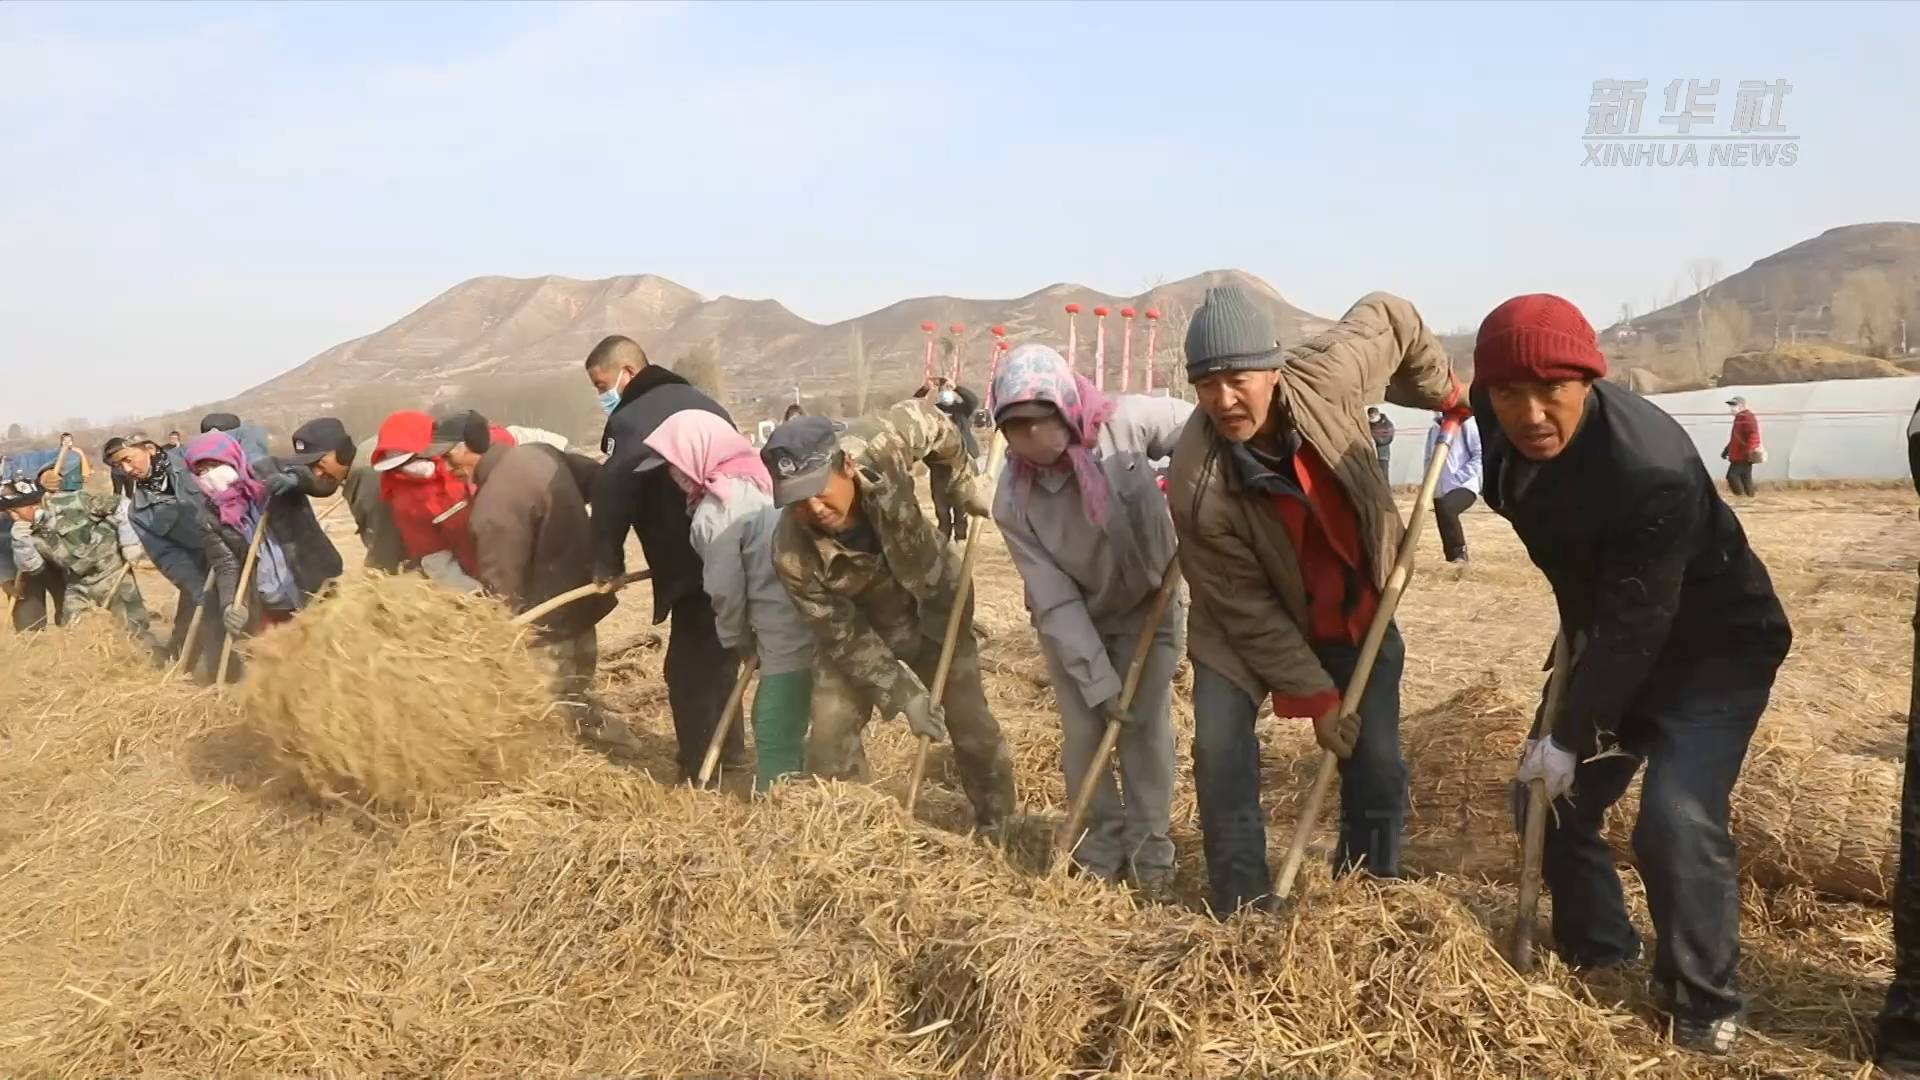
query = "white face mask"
(398, 459, 439, 479)
(197, 464, 240, 494)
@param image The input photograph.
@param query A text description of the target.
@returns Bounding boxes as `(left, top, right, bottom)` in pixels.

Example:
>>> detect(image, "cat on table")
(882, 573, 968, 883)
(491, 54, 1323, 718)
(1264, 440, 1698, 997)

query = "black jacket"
(1476, 380, 1791, 757)
(252, 455, 346, 599)
(593, 365, 731, 621)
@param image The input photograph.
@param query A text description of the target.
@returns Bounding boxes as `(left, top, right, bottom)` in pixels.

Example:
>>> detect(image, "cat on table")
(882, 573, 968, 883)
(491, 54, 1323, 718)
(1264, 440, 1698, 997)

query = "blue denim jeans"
(1191, 624, 1407, 916)
(1537, 652, 1773, 1023)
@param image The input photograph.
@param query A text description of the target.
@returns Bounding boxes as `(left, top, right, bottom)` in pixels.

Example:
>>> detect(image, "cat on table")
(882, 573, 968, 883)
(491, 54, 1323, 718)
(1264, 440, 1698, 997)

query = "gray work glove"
(1099, 696, 1135, 729)
(262, 470, 300, 497)
(223, 601, 250, 635)
(901, 689, 949, 743)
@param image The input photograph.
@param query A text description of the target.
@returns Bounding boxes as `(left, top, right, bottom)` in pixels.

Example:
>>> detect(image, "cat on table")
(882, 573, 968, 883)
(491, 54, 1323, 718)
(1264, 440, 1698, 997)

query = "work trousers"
(1191, 623, 1407, 917)
(1433, 488, 1476, 563)
(1879, 577, 1920, 1070)
(9, 564, 67, 632)
(1536, 652, 1774, 1023)
(167, 578, 238, 684)
(1043, 598, 1183, 883)
(928, 464, 965, 543)
(1726, 462, 1756, 498)
(665, 591, 744, 779)
(807, 593, 1016, 827)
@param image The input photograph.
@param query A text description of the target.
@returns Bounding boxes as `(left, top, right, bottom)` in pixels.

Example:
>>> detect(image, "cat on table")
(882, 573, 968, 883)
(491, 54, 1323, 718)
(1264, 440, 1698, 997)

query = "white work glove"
(900, 689, 949, 743)
(9, 519, 28, 541)
(223, 601, 250, 635)
(1515, 736, 1578, 802)
(120, 544, 146, 568)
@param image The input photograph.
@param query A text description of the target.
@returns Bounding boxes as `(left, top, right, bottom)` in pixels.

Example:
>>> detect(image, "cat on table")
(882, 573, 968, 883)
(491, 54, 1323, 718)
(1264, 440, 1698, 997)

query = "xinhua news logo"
(1583, 78, 1798, 167)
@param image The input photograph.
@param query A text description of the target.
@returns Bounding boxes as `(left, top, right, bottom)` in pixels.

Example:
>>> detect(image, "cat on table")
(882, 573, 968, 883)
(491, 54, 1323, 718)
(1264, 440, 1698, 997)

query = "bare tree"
(5, 423, 21, 441)
(456, 371, 605, 446)
(848, 323, 871, 415)
(673, 343, 729, 405)
(1832, 269, 1901, 355)
(1701, 300, 1752, 377)
(1764, 278, 1794, 350)
(1686, 258, 1723, 380)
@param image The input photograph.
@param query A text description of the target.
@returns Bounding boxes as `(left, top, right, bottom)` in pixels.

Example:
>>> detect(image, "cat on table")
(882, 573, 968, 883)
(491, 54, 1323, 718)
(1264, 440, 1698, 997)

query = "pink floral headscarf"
(642, 410, 772, 506)
(183, 431, 266, 533)
(991, 343, 1116, 526)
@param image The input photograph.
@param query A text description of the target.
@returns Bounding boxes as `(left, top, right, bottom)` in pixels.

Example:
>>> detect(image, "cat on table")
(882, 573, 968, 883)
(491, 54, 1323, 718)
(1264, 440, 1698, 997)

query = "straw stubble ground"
(0, 486, 1913, 1077)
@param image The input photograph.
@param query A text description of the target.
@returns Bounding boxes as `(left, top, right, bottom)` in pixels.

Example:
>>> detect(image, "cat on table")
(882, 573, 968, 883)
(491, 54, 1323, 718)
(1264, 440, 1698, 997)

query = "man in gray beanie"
(1167, 285, 1470, 916)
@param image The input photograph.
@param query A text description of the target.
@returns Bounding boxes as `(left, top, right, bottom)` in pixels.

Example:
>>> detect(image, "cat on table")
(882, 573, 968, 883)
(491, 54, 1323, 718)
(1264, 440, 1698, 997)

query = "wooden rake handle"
(216, 507, 272, 687)
(1055, 557, 1184, 857)
(1511, 630, 1572, 974)
(510, 570, 653, 627)
(696, 655, 762, 786)
(163, 567, 218, 682)
(903, 522, 985, 816)
(1273, 416, 1461, 901)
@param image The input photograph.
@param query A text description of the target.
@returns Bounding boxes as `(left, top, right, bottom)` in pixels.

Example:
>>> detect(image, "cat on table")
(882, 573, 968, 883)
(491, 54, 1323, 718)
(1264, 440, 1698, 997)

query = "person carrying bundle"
(642, 410, 815, 792)
(762, 404, 1015, 832)
(990, 343, 1191, 898)
(103, 434, 242, 681)
(2, 478, 163, 659)
(1168, 285, 1470, 917)
(182, 431, 311, 632)
(1471, 294, 1791, 1055)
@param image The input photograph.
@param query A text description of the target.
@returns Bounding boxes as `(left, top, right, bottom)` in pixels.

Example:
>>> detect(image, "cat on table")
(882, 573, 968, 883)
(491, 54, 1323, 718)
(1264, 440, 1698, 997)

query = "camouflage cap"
(0, 477, 43, 510)
(760, 415, 846, 508)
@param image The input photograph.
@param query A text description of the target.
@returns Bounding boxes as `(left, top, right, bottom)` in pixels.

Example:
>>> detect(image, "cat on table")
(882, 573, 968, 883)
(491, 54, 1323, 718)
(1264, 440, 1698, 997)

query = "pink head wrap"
(991, 343, 1116, 526)
(642, 410, 772, 506)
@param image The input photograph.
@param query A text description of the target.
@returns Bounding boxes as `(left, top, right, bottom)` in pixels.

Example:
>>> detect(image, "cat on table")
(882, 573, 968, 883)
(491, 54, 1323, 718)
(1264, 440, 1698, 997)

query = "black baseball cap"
(0, 478, 44, 510)
(423, 410, 491, 459)
(200, 412, 241, 433)
(102, 433, 158, 464)
(761, 415, 845, 508)
(288, 417, 354, 467)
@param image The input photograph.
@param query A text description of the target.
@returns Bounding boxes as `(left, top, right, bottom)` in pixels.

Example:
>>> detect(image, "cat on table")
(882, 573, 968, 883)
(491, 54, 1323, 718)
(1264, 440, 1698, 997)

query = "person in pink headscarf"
(642, 410, 814, 791)
(990, 342, 1194, 900)
(183, 430, 303, 634)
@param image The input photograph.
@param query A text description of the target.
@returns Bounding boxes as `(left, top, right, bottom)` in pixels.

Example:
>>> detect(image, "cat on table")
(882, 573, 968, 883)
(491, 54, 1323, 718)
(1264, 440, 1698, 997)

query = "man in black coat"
(585, 334, 744, 779)
(1878, 402, 1920, 1077)
(1471, 294, 1791, 1056)
(255, 416, 351, 602)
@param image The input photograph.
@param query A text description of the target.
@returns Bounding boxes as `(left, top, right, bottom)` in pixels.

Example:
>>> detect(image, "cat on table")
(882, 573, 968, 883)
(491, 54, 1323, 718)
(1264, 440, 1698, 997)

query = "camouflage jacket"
(772, 398, 981, 712)
(22, 491, 134, 581)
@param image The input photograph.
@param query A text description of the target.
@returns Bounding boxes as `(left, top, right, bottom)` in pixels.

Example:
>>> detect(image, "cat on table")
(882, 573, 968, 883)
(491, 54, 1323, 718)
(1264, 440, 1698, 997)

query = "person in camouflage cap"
(762, 401, 1016, 829)
(2, 481, 163, 659)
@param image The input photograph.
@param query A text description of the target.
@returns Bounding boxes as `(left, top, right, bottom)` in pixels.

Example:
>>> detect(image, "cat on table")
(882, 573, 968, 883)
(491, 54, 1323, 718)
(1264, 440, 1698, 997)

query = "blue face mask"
(597, 372, 629, 415)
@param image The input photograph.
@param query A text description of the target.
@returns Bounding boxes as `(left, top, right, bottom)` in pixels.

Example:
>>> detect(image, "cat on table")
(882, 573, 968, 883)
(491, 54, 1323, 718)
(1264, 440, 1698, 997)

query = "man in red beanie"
(1471, 293, 1792, 1055)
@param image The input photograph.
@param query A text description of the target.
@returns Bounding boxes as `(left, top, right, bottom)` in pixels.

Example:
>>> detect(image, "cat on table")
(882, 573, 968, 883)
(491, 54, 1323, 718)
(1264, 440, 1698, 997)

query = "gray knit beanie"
(1184, 285, 1285, 381)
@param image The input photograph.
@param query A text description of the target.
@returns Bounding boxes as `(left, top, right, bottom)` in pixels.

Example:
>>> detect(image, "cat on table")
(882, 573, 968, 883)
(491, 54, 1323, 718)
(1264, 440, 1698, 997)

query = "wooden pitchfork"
(1272, 415, 1462, 901)
(1511, 630, 1572, 974)
(1054, 557, 1183, 858)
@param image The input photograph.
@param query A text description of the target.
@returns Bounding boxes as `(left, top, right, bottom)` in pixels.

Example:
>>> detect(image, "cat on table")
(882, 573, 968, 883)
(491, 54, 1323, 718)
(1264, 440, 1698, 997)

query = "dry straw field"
(0, 485, 1914, 1078)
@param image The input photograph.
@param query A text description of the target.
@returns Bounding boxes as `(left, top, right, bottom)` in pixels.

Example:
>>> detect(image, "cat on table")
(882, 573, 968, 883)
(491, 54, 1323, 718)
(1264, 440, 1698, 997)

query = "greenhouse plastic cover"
(1374, 375, 1920, 485)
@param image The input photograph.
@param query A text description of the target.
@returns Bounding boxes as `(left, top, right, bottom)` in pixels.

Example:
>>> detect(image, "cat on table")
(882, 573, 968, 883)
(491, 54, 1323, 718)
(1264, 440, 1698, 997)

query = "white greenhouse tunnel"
(1374, 375, 1920, 486)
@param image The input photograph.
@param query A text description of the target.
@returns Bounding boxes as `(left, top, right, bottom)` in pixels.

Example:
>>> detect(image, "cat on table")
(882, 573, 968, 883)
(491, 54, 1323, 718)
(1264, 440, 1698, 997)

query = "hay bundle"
(238, 573, 562, 813)
(1349, 675, 1902, 903)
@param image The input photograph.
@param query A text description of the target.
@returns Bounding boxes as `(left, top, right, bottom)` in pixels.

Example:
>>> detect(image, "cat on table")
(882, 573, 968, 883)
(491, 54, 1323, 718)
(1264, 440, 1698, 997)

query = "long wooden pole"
(1511, 630, 1572, 974)
(902, 525, 984, 816)
(215, 508, 271, 686)
(1055, 558, 1183, 856)
(696, 656, 762, 786)
(1272, 416, 1459, 901)
(510, 570, 652, 627)
(164, 567, 218, 681)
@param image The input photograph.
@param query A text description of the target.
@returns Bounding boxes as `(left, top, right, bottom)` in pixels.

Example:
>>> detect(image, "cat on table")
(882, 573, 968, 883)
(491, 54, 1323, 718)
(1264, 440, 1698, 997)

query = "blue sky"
(1, 0, 1914, 429)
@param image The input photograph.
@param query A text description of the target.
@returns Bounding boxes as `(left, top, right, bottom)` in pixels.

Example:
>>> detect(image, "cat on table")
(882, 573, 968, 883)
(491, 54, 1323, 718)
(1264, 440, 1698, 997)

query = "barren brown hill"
(1603, 222, 1920, 390)
(191, 269, 1332, 442)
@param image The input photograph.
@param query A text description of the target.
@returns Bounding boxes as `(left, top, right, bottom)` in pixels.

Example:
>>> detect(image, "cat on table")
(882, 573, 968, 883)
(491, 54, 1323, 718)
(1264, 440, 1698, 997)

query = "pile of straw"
(0, 597, 1889, 1077)
(1286, 674, 1903, 904)
(238, 573, 564, 814)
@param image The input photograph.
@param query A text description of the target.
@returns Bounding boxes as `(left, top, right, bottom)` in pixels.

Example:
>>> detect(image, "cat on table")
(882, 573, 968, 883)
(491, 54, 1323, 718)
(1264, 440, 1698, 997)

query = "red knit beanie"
(1472, 294, 1608, 385)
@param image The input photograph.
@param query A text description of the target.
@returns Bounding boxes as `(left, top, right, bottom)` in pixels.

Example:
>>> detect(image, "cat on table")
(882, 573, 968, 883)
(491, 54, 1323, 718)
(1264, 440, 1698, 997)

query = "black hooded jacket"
(593, 364, 731, 621)
(1475, 379, 1791, 757)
